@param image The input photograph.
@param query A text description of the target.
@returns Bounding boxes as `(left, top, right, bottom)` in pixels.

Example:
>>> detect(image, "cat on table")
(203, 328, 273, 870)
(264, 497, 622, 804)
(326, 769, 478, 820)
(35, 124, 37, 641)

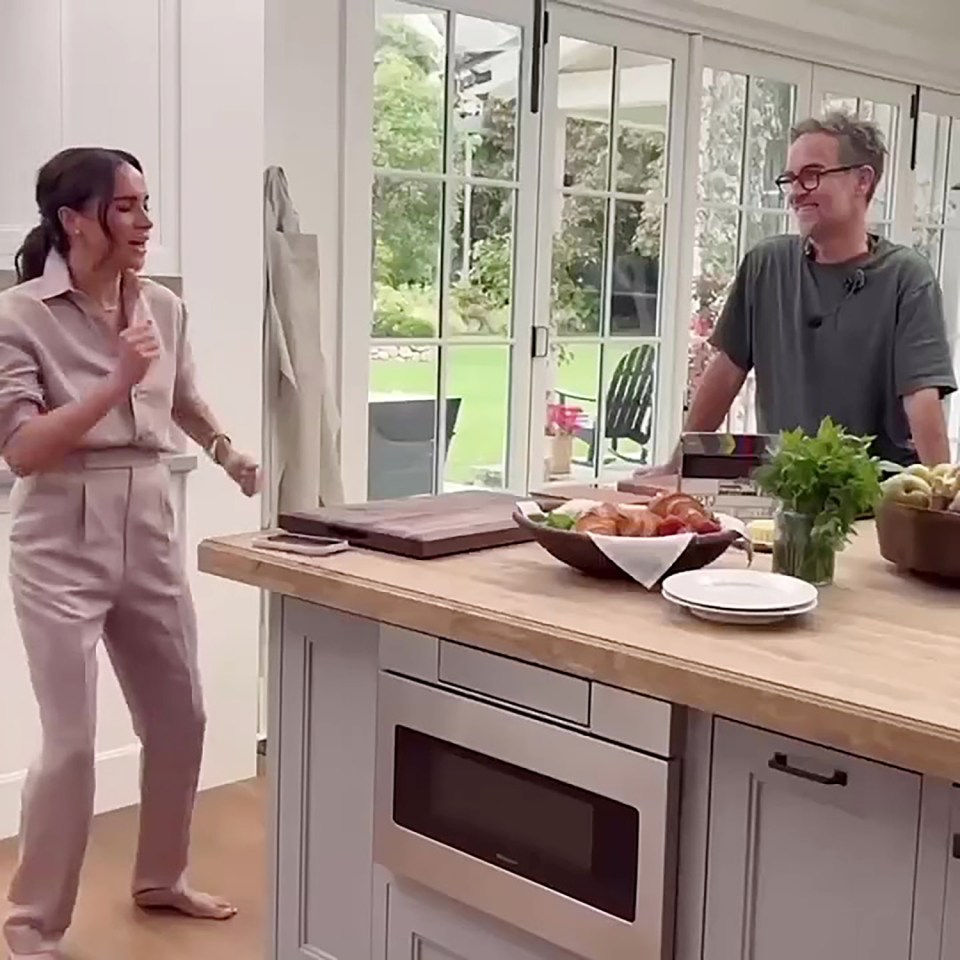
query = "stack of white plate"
(661, 569, 819, 625)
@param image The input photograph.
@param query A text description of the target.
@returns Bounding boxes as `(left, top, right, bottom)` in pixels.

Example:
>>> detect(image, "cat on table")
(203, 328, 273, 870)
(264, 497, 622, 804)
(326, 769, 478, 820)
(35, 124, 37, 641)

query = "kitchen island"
(199, 527, 960, 960)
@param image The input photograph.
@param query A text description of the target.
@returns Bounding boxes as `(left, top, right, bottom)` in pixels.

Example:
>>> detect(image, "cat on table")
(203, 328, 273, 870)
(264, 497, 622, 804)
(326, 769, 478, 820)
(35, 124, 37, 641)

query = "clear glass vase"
(772, 510, 836, 586)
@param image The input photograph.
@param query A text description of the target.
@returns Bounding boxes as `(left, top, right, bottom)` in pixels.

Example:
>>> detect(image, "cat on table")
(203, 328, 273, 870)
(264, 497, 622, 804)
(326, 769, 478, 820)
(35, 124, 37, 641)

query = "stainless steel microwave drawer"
(438, 639, 590, 725)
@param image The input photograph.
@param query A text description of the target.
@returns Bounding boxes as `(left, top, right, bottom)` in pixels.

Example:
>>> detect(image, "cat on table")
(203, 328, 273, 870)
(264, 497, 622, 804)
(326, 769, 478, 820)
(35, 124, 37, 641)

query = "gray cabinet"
(704, 719, 921, 960)
(271, 599, 380, 960)
(941, 789, 960, 958)
(386, 881, 577, 960)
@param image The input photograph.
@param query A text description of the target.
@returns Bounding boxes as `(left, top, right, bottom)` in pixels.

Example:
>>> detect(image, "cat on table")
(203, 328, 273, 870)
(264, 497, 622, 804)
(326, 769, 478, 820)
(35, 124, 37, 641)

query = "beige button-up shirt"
(0, 252, 204, 454)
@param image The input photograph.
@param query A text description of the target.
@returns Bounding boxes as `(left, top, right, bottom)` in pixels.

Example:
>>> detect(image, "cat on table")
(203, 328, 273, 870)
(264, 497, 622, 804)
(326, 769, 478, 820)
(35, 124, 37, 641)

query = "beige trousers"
(2, 451, 205, 957)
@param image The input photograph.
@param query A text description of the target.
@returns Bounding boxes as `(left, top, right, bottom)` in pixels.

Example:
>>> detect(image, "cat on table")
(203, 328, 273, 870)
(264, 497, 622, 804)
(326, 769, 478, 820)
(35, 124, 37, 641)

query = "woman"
(0, 147, 259, 959)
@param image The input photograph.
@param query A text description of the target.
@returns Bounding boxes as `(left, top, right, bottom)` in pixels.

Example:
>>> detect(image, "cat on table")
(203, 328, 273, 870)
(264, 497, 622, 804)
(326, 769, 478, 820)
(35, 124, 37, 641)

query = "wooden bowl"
(513, 510, 741, 582)
(875, 500, 960, 581)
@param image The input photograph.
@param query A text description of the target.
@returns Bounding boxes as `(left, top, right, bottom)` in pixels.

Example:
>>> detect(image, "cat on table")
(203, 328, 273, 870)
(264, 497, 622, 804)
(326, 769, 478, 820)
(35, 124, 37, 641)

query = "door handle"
(768, 752, 848, 787)
(952, 833, 960, 860)
(531, 324, 550, 359)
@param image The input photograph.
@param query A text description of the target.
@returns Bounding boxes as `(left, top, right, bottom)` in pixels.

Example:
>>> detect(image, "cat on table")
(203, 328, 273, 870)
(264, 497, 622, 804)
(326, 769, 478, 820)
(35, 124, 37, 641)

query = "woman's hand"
(222, 447, 262, 497)
(116, 321, 161, 387)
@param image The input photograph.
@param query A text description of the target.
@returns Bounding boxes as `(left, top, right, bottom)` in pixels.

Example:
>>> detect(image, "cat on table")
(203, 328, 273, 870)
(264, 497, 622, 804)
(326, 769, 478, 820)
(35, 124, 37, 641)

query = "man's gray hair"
(790, 111, 887, 201)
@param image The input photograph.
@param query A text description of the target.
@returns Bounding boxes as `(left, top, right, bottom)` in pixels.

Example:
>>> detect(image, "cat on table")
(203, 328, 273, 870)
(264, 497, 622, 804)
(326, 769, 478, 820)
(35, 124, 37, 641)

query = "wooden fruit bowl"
(875, 500, 960, 581)
(513, 510, 740, 582)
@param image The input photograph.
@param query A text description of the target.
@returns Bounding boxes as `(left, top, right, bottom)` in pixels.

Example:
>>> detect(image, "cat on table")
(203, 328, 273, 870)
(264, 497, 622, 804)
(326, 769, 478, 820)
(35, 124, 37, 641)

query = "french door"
(362, 0, 952, 502)
(368, 0, 538, 497)
(529, 5, 691, 486)
(911, 88, 960, 451)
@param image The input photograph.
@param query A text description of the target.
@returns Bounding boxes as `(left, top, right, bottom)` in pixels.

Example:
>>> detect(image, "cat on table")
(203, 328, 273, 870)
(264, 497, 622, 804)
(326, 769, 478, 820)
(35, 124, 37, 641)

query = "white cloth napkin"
(590, 514, 745, 589)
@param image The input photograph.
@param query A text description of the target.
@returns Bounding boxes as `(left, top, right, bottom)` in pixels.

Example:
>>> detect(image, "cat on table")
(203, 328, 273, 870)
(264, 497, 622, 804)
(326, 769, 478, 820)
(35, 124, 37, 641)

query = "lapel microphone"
(807, 268, 867, 328)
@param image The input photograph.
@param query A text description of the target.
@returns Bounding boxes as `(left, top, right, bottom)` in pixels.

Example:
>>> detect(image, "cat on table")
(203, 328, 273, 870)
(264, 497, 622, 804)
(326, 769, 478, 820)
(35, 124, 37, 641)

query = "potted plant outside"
(754, 418, 882, 586)
(547, 403, 584, 477)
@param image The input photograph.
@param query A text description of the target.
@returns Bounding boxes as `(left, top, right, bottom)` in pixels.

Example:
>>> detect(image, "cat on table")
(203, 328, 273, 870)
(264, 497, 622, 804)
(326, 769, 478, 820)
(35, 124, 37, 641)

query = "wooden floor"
(0, 779, 266, 960)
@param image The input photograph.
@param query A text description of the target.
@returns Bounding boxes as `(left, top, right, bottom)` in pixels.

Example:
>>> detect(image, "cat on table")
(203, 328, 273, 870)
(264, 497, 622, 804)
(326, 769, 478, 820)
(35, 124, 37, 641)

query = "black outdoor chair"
(556, 344, 655, 467)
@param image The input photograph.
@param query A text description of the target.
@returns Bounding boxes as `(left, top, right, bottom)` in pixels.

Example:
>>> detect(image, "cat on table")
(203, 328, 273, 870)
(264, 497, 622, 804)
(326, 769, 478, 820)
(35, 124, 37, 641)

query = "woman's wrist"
(206, 432, 232, 466)
(102, 370, 134, 405)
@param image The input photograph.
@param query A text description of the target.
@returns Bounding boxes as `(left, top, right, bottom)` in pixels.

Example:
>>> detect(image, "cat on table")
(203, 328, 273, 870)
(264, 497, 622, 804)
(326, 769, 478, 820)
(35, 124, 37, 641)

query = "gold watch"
(206, 432, 232, 465)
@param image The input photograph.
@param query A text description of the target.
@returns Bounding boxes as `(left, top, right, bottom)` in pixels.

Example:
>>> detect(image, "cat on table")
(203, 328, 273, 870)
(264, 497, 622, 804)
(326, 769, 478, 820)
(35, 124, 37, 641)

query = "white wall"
(0, 0, 263, 839)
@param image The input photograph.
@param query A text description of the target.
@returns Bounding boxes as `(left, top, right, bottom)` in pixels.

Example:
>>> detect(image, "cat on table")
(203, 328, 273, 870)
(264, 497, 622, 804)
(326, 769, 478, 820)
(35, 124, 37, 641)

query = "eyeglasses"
(774, 164, 861, 194)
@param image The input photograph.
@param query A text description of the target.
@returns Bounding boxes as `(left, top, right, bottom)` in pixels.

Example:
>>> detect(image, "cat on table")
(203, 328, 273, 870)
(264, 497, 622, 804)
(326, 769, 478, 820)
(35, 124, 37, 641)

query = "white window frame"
(528, 4, 692, 484)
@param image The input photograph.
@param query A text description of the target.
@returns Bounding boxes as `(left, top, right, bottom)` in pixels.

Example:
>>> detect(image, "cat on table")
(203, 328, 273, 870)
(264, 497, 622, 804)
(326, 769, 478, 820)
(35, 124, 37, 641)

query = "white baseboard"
(0, 744, 143, 841)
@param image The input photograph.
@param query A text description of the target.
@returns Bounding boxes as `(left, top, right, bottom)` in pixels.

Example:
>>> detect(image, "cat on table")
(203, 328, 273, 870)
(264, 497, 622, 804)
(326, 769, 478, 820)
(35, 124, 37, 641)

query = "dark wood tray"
(280, 490, 562, 559)
(875, 501, 960, 581)
(513, 510, 741, 582)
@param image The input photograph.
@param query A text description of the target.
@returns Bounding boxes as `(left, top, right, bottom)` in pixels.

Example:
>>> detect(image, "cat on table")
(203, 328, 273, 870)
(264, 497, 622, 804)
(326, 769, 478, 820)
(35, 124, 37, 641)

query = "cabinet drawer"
(380, 624, 439, 682)
(704, 719, 921, 960)
(590, 683, 681, 758)
(438, 641, 590, 725)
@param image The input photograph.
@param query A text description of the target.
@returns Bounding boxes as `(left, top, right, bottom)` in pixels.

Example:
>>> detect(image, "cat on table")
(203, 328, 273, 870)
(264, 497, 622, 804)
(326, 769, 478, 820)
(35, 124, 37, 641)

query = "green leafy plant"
(754, 417, 882, 551)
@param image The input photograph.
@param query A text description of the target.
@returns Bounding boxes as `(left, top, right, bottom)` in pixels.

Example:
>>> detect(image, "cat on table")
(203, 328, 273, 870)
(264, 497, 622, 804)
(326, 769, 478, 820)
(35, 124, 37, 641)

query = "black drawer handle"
(768, 752, 848, 787)
(952, 834, 960, 860)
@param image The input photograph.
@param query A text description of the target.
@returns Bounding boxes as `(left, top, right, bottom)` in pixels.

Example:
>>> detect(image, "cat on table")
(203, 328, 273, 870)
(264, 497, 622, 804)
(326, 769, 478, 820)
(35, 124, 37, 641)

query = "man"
(646, 111, 956, 474)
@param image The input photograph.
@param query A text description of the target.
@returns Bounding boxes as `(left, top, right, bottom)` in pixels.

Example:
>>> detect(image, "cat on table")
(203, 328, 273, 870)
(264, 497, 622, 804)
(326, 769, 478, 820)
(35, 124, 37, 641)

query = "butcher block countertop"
(199, 526, 960, 780)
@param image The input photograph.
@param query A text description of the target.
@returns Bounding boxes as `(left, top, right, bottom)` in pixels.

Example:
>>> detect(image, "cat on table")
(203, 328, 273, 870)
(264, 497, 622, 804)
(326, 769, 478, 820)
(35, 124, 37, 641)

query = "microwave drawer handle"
(768, 752, 848, 787)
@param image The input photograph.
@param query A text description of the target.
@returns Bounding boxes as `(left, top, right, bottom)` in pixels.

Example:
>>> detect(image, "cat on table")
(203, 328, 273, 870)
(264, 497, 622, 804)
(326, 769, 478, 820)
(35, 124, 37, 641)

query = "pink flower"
(547, 403, 584, 436)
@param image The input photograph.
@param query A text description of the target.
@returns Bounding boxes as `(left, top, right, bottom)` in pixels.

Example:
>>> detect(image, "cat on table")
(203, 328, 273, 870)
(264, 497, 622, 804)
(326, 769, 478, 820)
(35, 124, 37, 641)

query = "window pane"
(374, 2, 447, 173)
(913, 225, 942, 269)
(742, 211, 788, 255)
(615, 49, 670, 195)
(551, 194, 607, 335)
(444, 345, 510, 490)
(821, 93, 858, 115)
(545, 343, 600, 480)
(610, 199, 661, 336)
(947, 120, 960, 227)
(450, 184, 515, 337)
(453, 17, 520, 181)
(860, 100, 895, 217)
(688, 208, 738, 407)
(915, 112, 952, 224)
(745, 76, 795, 209)
(373, 177, 442, 337)
(598, 343, 657, 476)
(368, 346, 439, 499)
(558, 38, 613, 190)
(699, 69, 747, 203)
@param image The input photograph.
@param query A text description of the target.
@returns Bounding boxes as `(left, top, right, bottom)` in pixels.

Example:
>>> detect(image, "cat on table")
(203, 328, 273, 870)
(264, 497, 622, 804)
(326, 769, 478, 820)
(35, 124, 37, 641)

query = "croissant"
(615, 505, 662, 537)
(575, 503, 620, 536)
(649, 492, 705, 519)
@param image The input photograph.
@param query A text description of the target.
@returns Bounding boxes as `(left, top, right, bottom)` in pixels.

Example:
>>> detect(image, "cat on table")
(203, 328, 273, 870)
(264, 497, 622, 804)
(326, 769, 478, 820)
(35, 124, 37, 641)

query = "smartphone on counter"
(252, 532, 351, 557)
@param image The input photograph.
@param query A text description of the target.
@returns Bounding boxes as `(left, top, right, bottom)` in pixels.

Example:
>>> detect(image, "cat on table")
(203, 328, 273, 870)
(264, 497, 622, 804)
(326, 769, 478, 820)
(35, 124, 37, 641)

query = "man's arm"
(903, 387, 951, 465)
(894, 271, 957, 465)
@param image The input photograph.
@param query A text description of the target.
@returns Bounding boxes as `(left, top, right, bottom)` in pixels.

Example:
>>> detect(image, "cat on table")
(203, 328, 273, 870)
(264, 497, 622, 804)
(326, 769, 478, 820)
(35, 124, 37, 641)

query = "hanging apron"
(262, 166, 344, 518)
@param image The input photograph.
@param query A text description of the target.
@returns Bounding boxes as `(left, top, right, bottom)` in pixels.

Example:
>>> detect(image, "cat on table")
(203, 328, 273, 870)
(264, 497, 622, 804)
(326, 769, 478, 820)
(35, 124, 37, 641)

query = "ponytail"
(13, 146, 141, 285)
(14, 222, 56, 284)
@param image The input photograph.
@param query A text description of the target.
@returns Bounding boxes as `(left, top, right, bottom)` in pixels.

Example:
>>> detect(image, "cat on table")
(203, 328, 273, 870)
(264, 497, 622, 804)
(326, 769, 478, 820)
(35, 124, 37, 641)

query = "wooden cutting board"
(528, 483, 652, 504)
(279, 491, 547, 559)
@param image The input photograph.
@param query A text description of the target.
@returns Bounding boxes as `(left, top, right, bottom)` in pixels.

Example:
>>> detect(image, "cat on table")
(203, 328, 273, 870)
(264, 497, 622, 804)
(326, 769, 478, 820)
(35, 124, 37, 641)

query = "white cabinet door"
(704, 720, 921, 960)
(387, 881, 577, 960)
(941, 789, 960, 958)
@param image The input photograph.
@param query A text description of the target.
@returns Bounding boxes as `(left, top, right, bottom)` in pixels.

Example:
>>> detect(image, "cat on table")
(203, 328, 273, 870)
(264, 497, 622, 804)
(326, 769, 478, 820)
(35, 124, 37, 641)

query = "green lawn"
(370, 344, 621, 484)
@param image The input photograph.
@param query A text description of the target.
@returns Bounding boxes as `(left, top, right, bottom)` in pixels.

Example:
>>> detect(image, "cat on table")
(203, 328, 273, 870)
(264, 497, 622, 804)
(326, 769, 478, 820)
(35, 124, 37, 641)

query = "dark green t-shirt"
(709, 234, 957, 465)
